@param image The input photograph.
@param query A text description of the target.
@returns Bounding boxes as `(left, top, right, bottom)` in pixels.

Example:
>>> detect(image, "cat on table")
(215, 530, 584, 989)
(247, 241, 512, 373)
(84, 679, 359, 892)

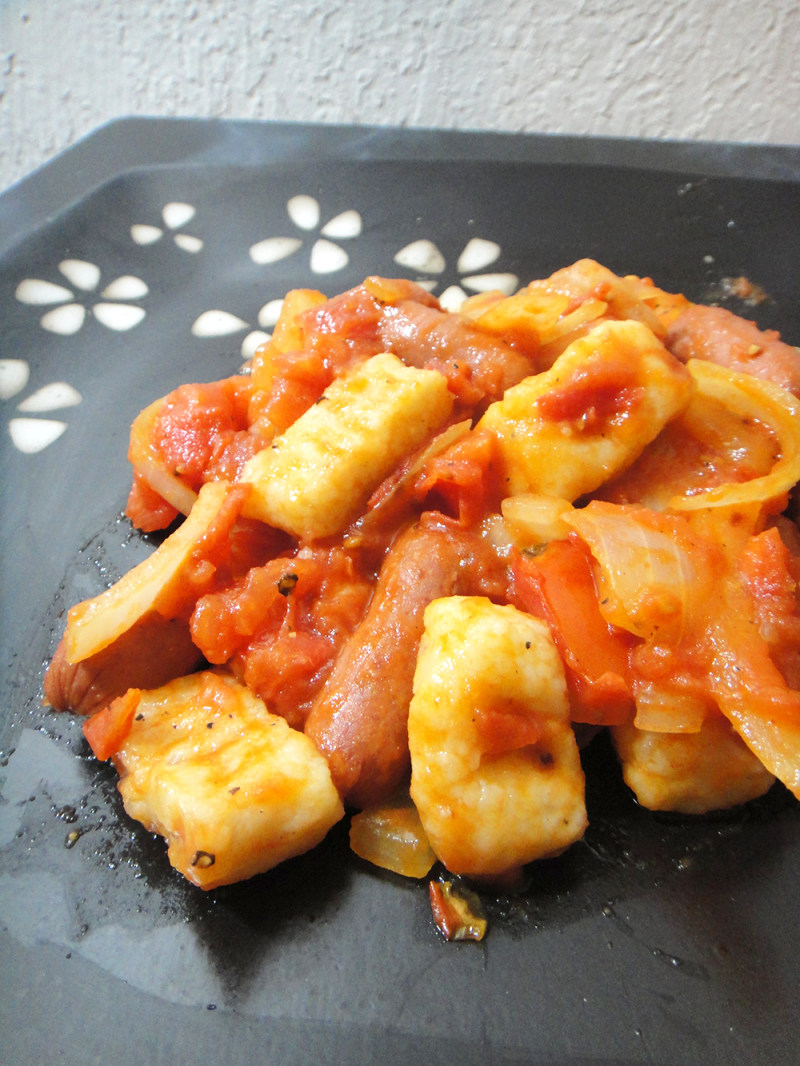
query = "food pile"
(44, 260, 800, 932)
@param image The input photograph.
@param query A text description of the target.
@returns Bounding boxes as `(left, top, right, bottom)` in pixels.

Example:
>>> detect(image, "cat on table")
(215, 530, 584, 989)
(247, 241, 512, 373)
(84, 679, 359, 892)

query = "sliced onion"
(501, 493, 574, 549)
(344, 420, 472, 547)
(538, 296, 607, 345)
(66, 481, 235, 664)
(565, 501, 700, 644)
(349, 801, 436, 879)
(719, 691, 800, 800)
(669, 360, 800, 513)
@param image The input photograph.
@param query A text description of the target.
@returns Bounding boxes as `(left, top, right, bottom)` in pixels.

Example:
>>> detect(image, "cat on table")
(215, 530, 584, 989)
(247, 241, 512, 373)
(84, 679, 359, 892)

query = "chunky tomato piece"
(472, 699, 545, 756)
(738, 524, 800, 689)
(83, 689, 140, 761)
(536, 351, 645, 427)
(248, 349, 333, 436)
(299, 284, 387, 368)
(191, 548, 372, 730)
(151, 376, 263, 490)
(126, 470, 180, 533)
(412, 429, 501, 527)
(512, 538, 636, 725)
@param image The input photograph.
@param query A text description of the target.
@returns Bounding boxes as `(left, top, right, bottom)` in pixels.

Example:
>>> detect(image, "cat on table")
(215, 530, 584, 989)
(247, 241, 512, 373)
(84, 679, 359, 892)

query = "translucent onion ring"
(669, 359, 800, 512)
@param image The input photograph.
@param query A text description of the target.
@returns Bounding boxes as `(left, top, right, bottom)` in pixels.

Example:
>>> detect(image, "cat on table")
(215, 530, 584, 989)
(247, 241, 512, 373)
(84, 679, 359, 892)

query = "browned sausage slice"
(667, 304, 800, 398)
(304, 517, 507, 807)
(44, 613, 203, 716)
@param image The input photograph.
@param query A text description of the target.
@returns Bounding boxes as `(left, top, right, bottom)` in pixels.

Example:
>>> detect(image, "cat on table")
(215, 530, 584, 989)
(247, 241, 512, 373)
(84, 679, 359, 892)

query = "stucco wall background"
(1, 0, 798, 193)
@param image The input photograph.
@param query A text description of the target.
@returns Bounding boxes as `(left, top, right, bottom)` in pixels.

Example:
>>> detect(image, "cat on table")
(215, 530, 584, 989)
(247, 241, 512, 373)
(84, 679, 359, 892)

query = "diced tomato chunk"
(512, 538, 636, 725)
(83, 689, 140, 761)
(151, 376, 259, 491)
(472, 701, 545, 756)
(413, 429, 501, 527)
(125, 471, 179, 533)
(191, 548, 372, 730)
(536, 352, 644, 427)
(738, 525, 800, 688)
(248, 349, 332, 435)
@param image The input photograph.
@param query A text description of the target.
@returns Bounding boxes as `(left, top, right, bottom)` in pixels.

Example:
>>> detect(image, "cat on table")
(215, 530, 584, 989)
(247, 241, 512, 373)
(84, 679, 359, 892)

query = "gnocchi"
(409, 597, 587, 877)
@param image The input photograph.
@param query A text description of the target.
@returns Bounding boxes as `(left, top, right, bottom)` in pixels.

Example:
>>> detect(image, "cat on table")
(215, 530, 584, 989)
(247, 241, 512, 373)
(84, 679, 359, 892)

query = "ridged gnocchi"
(240, 351, 453, 539)
(479, 319, 693, 500)
(408, 596, 587, 877)
(109, 670, 344, 889)
(611, 715, 775, 814)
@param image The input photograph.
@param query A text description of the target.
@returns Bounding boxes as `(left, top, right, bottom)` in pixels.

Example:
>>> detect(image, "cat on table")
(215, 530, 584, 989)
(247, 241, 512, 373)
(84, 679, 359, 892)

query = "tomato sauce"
(126, 470, 180, 531)
(536, 354, 644, 427)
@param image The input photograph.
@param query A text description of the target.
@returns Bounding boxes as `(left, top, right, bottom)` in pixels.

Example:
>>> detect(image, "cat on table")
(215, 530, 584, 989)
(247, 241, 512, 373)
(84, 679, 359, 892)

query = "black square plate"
(1, 119, 799, 1066)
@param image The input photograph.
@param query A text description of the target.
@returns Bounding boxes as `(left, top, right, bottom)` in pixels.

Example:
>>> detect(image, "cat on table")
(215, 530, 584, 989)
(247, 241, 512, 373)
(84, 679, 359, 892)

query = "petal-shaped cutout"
(15, 279, 73, 305)
(41, 304, 86, 335)
(462, 272, 519, 295)
(17, 379, 81, 411)
(162, 202, 196, 229)
(101, 275, 148, 300)
(287, 195, 320, 231)
(0, 359, 30, 401)
(17, 382, 82, 412)
(93, 303, 147, 331)
(321, 210, 362, 239)
(310, 239, 348, 274)
(394, 240, 446, 274)
(130, 224, 163, 245)
(191, 310, 249, 337)
(173, 233, 204, 253)
(241, 330, 272, 359)
(59, 259, 100, 291)
(249, 237, 303, 265)
(9, 417, 67, 453)
(457, 238, 501, 274)
(439, 285, 468, 312)
(258, 299, 284, 328)
(415, 279, 438, 292)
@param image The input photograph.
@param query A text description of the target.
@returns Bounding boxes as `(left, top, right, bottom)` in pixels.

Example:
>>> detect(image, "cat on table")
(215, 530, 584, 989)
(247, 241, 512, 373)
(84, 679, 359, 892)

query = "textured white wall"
(2, 0, 799, 192)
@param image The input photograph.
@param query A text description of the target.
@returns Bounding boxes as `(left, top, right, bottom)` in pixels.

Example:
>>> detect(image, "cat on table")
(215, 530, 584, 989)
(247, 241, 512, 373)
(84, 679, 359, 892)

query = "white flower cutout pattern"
(1, 358, 82, 453)
(393, 237, 518, 310)
(15, 259, 148, 335)
(130, 202, 204, 253)
(250, 195, 362, 274)
(191, 299, 285, 361)
(191, 195, 362, 358)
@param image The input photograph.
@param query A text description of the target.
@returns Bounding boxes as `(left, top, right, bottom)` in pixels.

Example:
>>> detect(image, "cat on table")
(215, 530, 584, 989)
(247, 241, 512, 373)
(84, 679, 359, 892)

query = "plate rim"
(2, 116, 799, 260)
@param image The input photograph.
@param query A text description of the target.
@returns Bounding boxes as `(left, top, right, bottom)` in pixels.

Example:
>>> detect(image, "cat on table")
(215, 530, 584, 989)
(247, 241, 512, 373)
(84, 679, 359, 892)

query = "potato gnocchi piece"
(408, 596, 587, 878)
(611, 715, 775, 815)
(478, 319, 692, 501)
(240, 351, 454, 539)
(108, 671, 344, 889)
